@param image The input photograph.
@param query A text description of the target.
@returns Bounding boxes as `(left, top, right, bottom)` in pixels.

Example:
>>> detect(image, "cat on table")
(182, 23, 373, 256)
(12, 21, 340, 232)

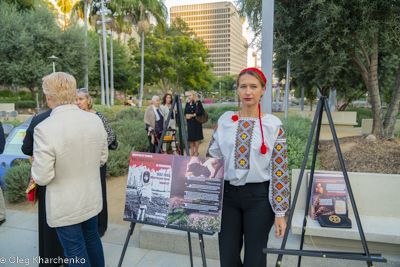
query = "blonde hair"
(42, 72, 76, 106)
(188, 90, 198, 102)
(76, 90, 93, 110)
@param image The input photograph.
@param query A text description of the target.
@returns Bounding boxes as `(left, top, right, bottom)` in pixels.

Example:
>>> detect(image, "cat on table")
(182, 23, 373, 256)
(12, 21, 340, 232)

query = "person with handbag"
(206, 68, 290, 267)
(184, 91, 204, 156)
(76, 88, 117, 237)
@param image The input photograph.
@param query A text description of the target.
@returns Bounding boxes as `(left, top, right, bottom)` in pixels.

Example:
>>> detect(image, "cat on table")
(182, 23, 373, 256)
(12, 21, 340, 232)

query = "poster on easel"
(308, 172, 349, 220)
(124, 152, 225, 233)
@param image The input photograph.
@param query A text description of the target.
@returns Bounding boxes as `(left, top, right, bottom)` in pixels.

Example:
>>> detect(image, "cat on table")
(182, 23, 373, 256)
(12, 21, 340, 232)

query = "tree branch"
(352, 34, 370, 68)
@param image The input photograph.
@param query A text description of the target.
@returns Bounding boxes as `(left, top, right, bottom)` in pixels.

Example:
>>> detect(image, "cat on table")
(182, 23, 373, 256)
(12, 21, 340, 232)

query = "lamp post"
(96, 0, 111, 107)
(48, 55, 58, 73)
(106, 17, 114, 106)
(97, 30, 105, 105)
(138, 10, 149, 108)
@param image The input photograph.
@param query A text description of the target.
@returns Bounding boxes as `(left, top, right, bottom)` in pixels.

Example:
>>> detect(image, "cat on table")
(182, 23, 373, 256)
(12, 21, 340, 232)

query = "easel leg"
(187, 232, 194, 267)
(297, 98, 324, 267)
(274, 98, 323, 267)
(322, 98, 373, 267)
(118, 222, 136, 267)
(198, 233, 207, 267)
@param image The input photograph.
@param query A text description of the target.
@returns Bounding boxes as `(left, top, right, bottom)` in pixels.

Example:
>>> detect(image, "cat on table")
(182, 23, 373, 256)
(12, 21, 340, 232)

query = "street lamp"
(97, 30, 105, 106)
(106, 18, 114, 106)
(96, 0, 111, 107)
(48, 55, 58, 73)
(138, 10, 149, 108)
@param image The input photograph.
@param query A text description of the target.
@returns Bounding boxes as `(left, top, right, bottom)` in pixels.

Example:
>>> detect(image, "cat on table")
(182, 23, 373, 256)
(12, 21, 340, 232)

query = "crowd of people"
(0, 68, 289, 267)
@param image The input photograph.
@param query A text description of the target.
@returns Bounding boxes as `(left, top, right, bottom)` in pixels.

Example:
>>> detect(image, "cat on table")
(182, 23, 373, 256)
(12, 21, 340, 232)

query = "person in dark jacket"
(22, 110, 68, 267)
(184, 91, 204, 156)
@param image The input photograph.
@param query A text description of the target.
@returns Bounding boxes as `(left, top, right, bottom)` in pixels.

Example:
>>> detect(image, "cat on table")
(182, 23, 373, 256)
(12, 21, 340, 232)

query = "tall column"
(260, 0, 274, 114)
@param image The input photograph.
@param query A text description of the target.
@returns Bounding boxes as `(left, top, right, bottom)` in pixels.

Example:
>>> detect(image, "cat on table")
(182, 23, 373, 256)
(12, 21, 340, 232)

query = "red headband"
(241, 68, 266, 85)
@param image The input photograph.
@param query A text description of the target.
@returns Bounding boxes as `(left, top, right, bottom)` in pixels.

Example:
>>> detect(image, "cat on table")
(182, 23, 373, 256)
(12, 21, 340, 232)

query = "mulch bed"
(318, 136, 400, 174)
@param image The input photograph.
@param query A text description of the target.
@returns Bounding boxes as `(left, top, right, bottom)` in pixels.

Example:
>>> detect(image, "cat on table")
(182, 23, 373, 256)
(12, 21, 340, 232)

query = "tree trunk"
(382, 63, 400, 138)
(338, 103, 348, 111)
(367, 49, 383, 137)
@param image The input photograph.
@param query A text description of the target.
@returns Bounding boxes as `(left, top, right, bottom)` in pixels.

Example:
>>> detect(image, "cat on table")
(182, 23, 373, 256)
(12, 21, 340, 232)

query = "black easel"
(263, 96, 387, 266)
(118, 94, 210, 267)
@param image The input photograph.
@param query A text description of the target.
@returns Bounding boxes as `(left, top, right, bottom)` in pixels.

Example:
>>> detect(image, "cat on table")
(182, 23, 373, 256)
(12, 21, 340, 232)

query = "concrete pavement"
(1, 209, 398, 267)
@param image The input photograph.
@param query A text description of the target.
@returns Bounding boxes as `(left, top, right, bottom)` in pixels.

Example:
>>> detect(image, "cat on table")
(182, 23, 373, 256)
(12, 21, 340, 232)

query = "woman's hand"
(148, 126, 153, 132)
(274, 216, 287, 238)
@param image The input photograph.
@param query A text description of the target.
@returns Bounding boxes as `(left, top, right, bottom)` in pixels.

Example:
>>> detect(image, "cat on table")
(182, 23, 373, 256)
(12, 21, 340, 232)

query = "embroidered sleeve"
(206, 124, 223, 159)
(97, 112, 116, 146)
(269, 125, 290, 217)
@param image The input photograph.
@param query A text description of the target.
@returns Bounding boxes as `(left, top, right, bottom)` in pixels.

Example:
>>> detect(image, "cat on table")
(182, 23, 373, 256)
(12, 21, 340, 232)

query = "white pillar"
(260, 0, 274, 114)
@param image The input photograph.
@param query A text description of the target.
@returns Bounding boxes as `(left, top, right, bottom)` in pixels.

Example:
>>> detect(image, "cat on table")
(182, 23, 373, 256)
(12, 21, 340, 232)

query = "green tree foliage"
(130, 19, 214, 93)
(87, 30, 136, 93)
(213, 75, 237, 97)
(238, 0, 400, 138)
(0, 0, 34, 11)
(0, 1, 95, 105)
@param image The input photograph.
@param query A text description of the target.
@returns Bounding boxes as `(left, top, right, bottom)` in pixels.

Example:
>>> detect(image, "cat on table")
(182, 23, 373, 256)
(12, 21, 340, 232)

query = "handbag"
(108, 136, 118, 150)
(195, 101, 208, 124)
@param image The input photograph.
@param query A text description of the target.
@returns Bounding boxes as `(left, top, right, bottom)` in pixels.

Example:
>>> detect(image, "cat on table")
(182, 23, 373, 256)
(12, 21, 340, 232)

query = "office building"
(170, 2, 247, 77)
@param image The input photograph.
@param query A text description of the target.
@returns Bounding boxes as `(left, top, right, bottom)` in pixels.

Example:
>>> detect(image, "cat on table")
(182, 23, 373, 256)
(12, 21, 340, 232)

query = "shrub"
(116, 108, 144, 121)
(0, 100, 36, 108)
(282, 116, 320, 173)
(0, 90, 15, 98)
(345, 107, 373, 127)
(203, 105, 236, 128)
(106, 144, 133, 177)
(16, 91, 34, 100)
(106, 119, 149, 177)
(92, 104, 116, 122)
(3, 162, 31, 203)
(15, 100, 36, 109)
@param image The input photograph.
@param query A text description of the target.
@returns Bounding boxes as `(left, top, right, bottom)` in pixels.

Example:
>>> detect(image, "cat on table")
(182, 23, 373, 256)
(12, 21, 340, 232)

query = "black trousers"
(219, 181, 275, 267)
(38, 186, 68, 267)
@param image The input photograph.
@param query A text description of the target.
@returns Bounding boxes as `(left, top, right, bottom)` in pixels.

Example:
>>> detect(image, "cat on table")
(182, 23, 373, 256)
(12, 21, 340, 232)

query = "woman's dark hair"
(162, 93, 172, 105)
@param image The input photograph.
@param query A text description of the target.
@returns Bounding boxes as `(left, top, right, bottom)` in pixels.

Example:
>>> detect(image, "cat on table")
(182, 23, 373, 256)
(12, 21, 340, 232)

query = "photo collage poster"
(308, 172, 349, 220)
(124, 152, 225, 233)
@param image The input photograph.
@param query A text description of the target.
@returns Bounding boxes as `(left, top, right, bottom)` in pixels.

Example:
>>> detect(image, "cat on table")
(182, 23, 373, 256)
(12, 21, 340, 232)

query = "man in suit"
(0, 122, 6, 226)
(32, 72, 108, 267)
(22, 109, 67, 267)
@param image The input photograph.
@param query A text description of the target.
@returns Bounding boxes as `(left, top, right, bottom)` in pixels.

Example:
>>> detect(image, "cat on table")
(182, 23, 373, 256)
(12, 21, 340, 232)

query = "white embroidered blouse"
(206, 111, 290, 217)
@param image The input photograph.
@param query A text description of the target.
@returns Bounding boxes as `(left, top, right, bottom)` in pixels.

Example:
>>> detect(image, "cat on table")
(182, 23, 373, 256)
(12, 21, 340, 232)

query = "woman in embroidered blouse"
(206, 68, 290, 267)
(76, 89, 116, 237)
(184, 91, 204, 156)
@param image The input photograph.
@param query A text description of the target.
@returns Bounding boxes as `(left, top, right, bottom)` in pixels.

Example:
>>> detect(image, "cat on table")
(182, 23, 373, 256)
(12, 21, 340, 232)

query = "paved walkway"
(0, 209, 220, 267)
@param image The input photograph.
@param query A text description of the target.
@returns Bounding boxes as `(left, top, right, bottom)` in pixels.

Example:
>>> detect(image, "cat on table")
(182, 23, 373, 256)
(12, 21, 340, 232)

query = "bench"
(291, 169, 400, 254)
(361, 119, 400, 134)
(296, 111, 358, 128)
(0, 103, 15, 113)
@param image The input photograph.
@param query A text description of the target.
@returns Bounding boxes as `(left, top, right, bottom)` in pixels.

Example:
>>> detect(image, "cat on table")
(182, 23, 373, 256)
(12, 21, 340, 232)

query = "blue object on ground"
(0, 115, 34, 187)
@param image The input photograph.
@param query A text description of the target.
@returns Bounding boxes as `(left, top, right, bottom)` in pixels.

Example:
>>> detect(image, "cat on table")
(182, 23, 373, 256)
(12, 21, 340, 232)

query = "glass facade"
(170, 2, 248, 77)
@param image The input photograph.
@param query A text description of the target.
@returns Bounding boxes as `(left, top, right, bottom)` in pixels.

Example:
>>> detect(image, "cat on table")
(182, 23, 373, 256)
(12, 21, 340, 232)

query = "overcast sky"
(164, 0, 256, 68)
